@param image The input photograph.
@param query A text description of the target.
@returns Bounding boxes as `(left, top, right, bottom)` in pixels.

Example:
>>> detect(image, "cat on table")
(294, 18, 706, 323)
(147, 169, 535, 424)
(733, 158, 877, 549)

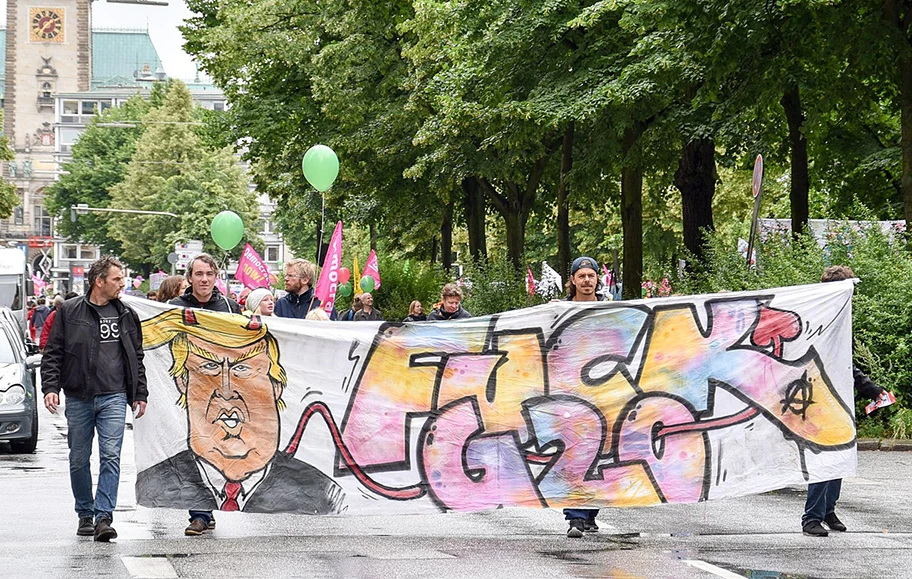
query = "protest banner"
(132, 280, 858, 515)
(234, 244, 272, 289)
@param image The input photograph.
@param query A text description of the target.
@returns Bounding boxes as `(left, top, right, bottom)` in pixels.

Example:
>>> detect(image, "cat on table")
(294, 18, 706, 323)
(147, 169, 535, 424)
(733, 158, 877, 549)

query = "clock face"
(29, 7, 65, 43)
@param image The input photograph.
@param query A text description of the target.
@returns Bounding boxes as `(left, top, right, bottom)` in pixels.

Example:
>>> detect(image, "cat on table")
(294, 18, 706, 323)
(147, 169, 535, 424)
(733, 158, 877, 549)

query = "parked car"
(0, 307, 41, 453)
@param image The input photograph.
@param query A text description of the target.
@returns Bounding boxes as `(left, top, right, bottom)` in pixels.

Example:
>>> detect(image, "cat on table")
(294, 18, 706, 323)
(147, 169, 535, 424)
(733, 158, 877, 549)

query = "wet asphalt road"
(2, 403, 912, 579)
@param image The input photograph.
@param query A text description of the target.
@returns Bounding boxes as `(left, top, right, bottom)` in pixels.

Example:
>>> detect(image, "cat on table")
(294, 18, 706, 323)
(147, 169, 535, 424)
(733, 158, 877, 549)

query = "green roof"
(0, 26, 215, 96)
(91, 28, 163, 89)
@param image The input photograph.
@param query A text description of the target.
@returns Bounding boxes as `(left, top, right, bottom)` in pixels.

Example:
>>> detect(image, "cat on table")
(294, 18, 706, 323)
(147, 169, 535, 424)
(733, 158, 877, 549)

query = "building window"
(64, 244, 77, 259)
(81, 101, 96, 115)
(34, 206, 52, 236)
(62, 100, 78, 115)
(213, 101, 225, 111)
(266, 246, 279, 262)
(80, 247, 95, 260)
(13, 207, 23, 226)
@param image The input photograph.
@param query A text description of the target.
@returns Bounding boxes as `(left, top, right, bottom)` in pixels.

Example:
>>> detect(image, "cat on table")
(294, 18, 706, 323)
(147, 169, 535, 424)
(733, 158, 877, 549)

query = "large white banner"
(131, 280, 858, 516)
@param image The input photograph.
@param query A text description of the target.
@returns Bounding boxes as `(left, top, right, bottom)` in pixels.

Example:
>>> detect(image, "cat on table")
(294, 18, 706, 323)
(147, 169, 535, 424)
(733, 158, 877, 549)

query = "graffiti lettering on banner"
(131, 280, 858, 516)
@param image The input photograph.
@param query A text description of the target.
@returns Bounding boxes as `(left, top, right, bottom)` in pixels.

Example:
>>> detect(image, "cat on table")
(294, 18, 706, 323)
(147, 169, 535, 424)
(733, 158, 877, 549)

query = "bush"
(680, 221, 912, 437)
(334, 257, 445, 321)
(460, 255, 545, 317)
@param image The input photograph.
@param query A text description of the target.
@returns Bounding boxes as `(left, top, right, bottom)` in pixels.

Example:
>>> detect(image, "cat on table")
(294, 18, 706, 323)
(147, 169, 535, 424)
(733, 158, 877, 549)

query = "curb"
(858, 438, 912, 451)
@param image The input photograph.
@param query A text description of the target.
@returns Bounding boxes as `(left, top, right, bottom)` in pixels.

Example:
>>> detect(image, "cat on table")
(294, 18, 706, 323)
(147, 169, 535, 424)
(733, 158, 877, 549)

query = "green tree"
(108, 80, 260, 271)
(0, 111, 18, 218)
(45, 96, 152, 254)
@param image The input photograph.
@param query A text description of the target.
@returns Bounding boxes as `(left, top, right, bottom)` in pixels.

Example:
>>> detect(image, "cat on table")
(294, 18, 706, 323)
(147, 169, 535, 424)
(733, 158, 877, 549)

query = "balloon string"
(284, 401, 426, 501)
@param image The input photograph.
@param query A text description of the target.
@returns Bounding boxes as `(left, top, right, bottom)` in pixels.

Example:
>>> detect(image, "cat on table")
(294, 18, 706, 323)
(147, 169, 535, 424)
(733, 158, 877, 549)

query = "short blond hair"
(305, 308, 330, 321)
(285, 258, 317, 285)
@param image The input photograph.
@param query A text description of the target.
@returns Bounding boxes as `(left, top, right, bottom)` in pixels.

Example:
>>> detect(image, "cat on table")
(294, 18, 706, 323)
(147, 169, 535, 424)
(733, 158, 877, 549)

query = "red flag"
(234, 243, 272, 289)
(526, 266, 536, 296)
(364, 249, 381, 289)
(314, 221, 343, 314)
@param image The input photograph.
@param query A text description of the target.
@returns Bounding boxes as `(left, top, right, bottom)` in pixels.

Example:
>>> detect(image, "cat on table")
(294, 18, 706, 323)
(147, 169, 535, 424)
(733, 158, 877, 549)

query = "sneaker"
(185, 518, 209, 536)
(567, 518, 585, 538)
(94, 518, 117, 542)
(584, 519, 599, 533)
(802, 520, 828, 537)
(76, 517, 95, 537)
(824, 513, 847, 532)
(208, 517, 216, 530)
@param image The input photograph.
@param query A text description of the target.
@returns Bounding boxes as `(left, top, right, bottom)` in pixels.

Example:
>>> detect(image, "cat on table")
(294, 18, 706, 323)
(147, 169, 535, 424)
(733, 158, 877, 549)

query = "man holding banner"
(564, 256, 603, 538)
(275, 259, 335, 320)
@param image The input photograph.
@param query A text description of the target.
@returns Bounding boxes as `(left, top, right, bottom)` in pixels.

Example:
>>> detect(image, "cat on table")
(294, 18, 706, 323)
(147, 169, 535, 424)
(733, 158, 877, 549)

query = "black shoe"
(567, 518, 585, 538)
(185, 518, 208, 536)
(584, 519, 599, 533)
(76, 517, 95, 537)
(802, 520, 828, 537)
(824, 513, 847, 532)
(94, 518, 117, 542)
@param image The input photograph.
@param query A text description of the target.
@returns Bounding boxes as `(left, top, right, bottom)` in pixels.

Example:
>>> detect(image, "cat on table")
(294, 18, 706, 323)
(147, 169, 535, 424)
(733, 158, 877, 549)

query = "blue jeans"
(803, 479, 842, 526)
(564, 508, 599, 521)
(189, 510, 212, 525)
(65, 393, 127, 523)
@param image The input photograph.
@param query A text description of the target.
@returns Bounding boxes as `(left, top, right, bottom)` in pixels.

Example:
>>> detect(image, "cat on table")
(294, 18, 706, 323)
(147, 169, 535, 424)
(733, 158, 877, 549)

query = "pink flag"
(364, 249, 381, 289)
(216, 277, 228, 296)
(234, 243, 272, 289)
(315, 221, 343, 314)
(526, 266, 536, 296)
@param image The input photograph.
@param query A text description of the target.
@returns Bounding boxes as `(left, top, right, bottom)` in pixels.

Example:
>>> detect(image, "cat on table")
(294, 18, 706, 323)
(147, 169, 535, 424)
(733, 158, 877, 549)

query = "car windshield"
(0, 277, 21, 310)
(0, 327, 17, 364)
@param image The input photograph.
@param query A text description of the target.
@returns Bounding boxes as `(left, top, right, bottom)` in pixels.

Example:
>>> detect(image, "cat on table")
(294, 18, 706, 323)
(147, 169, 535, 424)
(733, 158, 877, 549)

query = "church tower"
(3, 0, 91, 258)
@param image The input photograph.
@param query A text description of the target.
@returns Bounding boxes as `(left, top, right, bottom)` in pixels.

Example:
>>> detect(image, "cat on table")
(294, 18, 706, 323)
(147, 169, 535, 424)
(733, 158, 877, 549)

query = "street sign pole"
(746, 154, 764, 268)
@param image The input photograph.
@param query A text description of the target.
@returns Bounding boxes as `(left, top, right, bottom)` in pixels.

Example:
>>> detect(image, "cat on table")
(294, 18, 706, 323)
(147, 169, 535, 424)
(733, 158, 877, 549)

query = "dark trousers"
(564, 508, 599, 521)
(803, 479, 841, 526)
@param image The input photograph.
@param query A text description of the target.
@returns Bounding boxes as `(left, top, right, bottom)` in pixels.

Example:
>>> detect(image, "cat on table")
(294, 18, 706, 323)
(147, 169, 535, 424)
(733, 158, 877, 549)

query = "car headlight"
(0, 385, 26, 406)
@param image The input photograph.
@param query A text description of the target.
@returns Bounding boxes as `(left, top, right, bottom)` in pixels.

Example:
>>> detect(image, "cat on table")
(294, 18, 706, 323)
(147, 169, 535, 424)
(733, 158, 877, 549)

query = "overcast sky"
(1, 0, 204, 81)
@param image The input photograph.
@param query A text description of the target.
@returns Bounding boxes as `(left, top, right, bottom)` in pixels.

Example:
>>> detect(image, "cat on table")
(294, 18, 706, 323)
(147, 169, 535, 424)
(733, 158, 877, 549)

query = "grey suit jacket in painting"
(136, 450, 344, 515)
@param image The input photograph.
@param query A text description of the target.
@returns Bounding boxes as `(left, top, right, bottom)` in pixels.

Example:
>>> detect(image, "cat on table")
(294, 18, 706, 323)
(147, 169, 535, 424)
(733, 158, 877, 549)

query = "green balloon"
(301, 144, 340, 192)
(210, 210, 244, 250)
(359, 275, 375, 293)
(337, 282, 352, 297)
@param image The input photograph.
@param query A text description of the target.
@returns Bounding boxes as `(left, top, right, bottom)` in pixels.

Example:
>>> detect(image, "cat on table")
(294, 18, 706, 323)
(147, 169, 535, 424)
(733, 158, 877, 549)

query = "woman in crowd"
(244, 288, 275, 317)
(403, 300, 426, 322)
(156, 275, 189, 304)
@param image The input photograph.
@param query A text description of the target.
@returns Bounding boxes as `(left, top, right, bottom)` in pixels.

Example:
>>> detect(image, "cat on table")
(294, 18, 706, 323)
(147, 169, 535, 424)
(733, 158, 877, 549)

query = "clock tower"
(3, 0, 90, 260)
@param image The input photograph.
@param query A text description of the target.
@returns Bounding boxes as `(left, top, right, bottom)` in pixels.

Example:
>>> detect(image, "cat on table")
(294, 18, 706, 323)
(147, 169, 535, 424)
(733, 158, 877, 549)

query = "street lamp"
(70, 203, 178, 222)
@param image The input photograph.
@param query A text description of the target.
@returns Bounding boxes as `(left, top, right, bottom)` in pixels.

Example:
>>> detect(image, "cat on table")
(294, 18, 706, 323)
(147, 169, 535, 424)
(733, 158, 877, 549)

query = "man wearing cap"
(564, 255, 603, 538)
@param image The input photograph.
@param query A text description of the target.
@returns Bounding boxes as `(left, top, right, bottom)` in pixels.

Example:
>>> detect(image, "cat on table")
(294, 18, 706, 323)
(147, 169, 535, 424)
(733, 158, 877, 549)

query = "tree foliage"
(179, 0, 909, 294)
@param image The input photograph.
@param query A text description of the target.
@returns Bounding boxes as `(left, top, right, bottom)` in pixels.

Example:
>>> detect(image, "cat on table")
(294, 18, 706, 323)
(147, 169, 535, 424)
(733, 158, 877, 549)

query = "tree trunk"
(884, 0, 912, 230)
(441, 199, 454, 273)
(430, 236, 438, 265)
(781, 85, 810, 236)
(477, 154, 549, 271)
(557, 122, 574, 278)
(674, 138, 716, 264)
(462, 177, 487, 262)
(369, 221, 377, 251)
(621, 124, 644, 301)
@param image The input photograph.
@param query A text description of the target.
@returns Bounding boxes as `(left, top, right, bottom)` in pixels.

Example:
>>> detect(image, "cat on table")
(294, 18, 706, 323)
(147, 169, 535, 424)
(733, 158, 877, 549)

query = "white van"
(0, 248, 28, 337)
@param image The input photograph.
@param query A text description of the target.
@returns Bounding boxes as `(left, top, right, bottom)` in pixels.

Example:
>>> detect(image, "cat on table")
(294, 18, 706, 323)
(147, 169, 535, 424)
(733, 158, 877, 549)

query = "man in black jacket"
(274, 258, 339, 319)
(41, 256, 148, 542)
(427, 283, 472, 321)
(168, 253, 241, 534)
(801, 265, 893, 537)
(169, 254, 241, 315)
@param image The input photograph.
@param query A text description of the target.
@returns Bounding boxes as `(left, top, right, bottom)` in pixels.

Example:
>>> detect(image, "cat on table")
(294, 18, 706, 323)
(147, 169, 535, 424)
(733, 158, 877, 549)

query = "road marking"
(682, 560, 745, 578)
(121, 556, 178, 578)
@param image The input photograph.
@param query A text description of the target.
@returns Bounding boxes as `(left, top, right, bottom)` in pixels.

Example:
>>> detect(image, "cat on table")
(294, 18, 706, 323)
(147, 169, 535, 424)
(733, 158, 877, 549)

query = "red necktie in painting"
(222, 482, 242, 511)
